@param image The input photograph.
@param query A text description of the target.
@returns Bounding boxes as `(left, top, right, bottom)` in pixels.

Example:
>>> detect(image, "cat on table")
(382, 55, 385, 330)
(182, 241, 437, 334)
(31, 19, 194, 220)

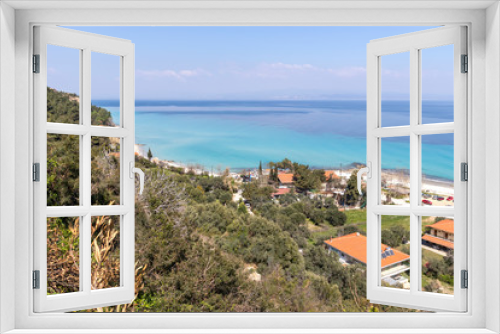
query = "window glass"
(91, 215, 121, 290)
(381, 137, 410, 206)
(47, 134, 80, 206)
(381, 52, 410, 127)
(421, 45, 454, 124)
(47, 45, 80, 124)
(47, 217, 80, 294)
(421, 133, 454, 207)
(380, 215, 410, 290)
(421, 216, 454, 295)
(91, 52, 121, 127)
(91, 137, 120, 205)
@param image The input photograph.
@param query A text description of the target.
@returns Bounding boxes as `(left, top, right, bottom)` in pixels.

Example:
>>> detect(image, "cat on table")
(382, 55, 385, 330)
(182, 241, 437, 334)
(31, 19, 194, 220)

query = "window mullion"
(409, 47, 420, 294)
(81, 47, 92, 293)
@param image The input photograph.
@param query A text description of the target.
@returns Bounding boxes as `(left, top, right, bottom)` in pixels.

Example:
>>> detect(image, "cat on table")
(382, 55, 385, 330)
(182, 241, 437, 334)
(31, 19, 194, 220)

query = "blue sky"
(48, 26, 453, 100)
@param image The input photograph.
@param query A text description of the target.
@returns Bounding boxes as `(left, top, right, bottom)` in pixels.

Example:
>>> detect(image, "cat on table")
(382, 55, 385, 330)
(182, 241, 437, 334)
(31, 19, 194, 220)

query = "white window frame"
(0, 2, 499, 333)
(33, 26, 136, 312)
(366, 26, 467, 312)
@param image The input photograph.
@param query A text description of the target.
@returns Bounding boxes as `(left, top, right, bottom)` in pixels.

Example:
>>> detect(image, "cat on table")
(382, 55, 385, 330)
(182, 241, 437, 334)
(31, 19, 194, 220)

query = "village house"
(324, 233, 410, 288)
(271, 188, 291, 199)
(324, 170, 340, 181)
(422, 219, 454, 253)
(277, 173, 294, 188)
(134, 143, 147, 157)
(322, 170, 340, 192)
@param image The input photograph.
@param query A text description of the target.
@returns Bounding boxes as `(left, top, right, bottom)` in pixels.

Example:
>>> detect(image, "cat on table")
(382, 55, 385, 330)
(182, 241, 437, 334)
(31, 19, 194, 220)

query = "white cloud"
(267, 62, 316, 70)
(326, 66, 366, 77)
(178, 69, 212, 77)
(233, 62, 366, 79)
(137, 68, 211, 81)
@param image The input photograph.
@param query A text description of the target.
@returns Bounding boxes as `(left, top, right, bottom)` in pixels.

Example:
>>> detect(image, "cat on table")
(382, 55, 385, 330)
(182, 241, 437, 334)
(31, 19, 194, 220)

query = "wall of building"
(0, 2, 16, 333)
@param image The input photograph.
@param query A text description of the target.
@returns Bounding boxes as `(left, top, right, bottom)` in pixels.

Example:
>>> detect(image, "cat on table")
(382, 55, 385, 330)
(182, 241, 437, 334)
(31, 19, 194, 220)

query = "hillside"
(46, 88, 415, 313)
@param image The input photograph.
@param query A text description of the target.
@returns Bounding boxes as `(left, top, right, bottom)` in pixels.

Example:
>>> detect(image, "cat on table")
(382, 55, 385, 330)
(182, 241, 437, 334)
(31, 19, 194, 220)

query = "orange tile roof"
(426, 219, 454, 234)
(324, 170, 339, 179)
(278, 173, 294, 184)
(272, 188, 291, 196)
(422, 234, 454, 250)
(324, 233, 410, 268)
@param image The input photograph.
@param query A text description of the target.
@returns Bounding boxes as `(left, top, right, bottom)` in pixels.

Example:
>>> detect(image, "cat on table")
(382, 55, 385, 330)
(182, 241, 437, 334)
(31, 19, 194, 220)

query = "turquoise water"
(95, 100, 454, 181)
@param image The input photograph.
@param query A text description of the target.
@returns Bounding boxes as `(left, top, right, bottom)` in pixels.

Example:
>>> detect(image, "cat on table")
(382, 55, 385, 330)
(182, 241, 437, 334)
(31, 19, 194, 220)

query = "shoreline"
(137, 149, 454, 197)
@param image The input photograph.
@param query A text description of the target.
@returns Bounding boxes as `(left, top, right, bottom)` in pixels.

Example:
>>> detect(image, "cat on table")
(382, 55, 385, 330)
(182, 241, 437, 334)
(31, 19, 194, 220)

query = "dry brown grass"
(47, 215, 146, 312)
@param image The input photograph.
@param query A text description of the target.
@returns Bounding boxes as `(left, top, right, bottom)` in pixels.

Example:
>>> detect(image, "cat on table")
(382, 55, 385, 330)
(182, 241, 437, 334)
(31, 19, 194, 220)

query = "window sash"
(33, 25, 136, 313)
(366, 26, 468, 312)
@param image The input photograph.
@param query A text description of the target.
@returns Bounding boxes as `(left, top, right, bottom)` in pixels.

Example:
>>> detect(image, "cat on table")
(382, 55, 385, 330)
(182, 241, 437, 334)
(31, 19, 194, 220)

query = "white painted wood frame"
(2, 3, 495, 333)
(366, 26, 467, 312)
(32, 26, 136, 313)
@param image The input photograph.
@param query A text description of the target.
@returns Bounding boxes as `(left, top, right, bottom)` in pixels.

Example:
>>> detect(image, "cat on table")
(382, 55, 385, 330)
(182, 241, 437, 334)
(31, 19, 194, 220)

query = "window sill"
(3, 329, 498, 334)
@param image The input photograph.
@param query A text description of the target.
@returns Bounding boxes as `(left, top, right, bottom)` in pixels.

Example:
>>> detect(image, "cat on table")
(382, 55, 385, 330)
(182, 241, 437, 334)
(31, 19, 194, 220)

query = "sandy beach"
(137, 144, 454, 205)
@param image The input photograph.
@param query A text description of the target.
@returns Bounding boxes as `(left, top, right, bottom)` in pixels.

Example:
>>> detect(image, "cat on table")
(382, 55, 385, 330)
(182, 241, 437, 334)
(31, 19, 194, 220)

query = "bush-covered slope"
(46, 88, 414, 313)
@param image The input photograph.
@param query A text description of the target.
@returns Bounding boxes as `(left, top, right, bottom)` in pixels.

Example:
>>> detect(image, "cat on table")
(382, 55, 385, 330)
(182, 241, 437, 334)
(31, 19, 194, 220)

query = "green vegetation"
(268, 158, 326, 192)
(47, 88, 424, 313)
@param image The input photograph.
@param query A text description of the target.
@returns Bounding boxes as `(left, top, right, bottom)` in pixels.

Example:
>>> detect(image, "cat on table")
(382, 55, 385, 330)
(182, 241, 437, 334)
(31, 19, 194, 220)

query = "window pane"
(380, 215, 410, 290)
(91, 215, 121, 290)
(420, 133, 454, 207)
(421, 45, 454, 124)
(47, 45, 80, 124)
(421, 216, 454, 295)
(381, 52, 410, 127)
(91, 137, 120, 205)
(47, 134, 80, 206)
(47, 217, 80, 294)
(91, 52, 120, 127)
(381, 136, 410, 205)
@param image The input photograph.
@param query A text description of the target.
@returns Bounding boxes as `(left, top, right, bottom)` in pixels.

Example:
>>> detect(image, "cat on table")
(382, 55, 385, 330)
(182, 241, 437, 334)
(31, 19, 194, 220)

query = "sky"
(47, 26, 454, 100)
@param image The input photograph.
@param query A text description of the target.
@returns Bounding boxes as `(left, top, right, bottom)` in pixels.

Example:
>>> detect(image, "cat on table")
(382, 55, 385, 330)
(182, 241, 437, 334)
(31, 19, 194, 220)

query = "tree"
(381, 225, 410, 248)
(258, 161, 263, 176)
(324, 207, 346, 227)
(219, 191, 232, 205)
(344, 170, 360, 206)
(147, 148, 153, 161)
(293, 163, 325, 191)
(237, 202, 248, 215)
(309, 208, 326, 225)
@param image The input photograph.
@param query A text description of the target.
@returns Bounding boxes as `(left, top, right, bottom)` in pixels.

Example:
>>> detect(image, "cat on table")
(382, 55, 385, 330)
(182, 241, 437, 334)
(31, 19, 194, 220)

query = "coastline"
(136, 147, 454, 198)
(99, 100, 455, 182)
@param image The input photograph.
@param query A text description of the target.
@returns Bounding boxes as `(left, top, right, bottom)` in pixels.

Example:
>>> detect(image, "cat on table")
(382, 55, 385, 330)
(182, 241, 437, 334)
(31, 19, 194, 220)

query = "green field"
(308, 209, 412, 241)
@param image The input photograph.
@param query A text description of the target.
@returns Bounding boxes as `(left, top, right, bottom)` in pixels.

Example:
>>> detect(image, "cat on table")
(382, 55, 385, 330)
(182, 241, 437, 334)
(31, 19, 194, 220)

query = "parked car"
(432, 195, 438, 200)
(422, 199, 433, 205)
(422, 193, 431, 199)
(437, 196, 445, 201)
(447, 196, 454, 201)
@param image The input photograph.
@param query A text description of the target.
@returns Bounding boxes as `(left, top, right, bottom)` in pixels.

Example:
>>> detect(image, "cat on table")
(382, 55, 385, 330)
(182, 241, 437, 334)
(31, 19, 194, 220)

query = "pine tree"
(147, 148, 153, 161)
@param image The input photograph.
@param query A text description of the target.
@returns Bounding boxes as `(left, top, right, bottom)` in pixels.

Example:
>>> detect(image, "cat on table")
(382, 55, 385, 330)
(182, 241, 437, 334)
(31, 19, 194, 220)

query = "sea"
(93, 100, 455, 181)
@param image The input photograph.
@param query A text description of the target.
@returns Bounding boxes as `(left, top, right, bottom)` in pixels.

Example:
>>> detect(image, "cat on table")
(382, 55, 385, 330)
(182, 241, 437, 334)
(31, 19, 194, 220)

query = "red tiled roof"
(426, 219, 454, 234)
(272, 188, 291, 196)
(422, 234, 454, 250)
(324, 170, 339, 179)
(278, 173, 294, 184)
(324, 233, 410, 268)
